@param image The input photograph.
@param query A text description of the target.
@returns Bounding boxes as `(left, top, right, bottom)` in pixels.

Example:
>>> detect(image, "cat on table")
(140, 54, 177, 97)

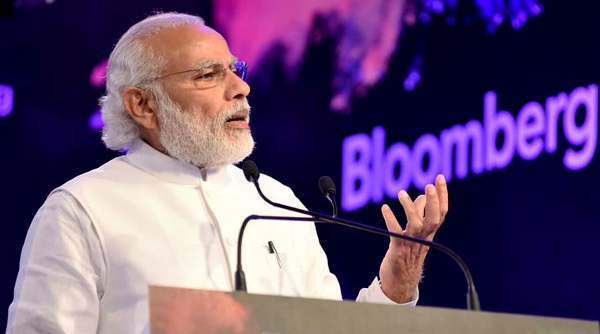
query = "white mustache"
(220, 99, 252, 122)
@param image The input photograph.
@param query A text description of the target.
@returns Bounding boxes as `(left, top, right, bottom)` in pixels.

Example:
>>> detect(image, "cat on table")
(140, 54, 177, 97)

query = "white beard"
(154, 87, 255, 168)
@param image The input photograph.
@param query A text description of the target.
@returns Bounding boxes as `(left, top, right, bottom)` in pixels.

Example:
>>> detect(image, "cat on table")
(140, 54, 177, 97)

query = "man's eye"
(195, 71, 218, 81)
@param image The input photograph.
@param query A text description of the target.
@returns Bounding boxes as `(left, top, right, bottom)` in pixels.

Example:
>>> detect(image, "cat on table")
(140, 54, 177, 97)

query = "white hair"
(99, 12, 205, 151)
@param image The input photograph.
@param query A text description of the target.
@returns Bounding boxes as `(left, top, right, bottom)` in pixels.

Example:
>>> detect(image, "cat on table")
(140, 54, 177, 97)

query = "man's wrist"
(367, 277, 419, 306)
(379, 278, 418, 304)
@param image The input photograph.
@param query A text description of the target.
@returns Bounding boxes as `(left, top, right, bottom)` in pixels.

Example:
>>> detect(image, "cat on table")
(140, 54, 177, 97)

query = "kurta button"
(226, 235, 237, 247)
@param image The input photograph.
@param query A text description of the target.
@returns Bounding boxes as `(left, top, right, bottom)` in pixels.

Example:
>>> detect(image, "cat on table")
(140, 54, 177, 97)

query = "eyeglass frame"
(139, 59, 248, 88)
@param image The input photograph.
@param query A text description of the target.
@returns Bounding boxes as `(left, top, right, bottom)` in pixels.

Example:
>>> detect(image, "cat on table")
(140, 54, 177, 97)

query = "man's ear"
(122, 86, 159, 130)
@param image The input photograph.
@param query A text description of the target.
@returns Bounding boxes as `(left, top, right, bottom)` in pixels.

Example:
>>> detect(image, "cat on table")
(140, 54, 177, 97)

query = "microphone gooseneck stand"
(234, 215, 327, 292)
(236, 160, 480, 311)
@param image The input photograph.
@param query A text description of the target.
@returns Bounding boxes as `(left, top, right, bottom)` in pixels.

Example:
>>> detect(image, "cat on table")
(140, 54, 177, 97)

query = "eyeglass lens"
(232, 61, 248, 81)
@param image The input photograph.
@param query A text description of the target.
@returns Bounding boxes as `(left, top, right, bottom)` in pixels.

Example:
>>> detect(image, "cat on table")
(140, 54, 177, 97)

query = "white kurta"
(7, 139, 416, 334)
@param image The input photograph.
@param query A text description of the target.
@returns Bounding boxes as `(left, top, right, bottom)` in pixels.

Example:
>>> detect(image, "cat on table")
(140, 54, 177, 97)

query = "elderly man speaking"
(7, 12, 448, 333)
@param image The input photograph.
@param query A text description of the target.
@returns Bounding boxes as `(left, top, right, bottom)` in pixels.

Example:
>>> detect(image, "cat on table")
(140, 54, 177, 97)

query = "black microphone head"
(242, 160, 260, 182)
(318, 176, 337, 197)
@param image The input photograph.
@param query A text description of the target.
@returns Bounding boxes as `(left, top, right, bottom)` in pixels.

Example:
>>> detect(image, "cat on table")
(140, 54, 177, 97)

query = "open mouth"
(226, 116, 246, 122)
(226, 112, 249, 123)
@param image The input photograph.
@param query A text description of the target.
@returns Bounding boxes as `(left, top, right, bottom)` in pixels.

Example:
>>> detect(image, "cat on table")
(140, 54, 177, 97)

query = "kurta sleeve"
(6, 190, 106, 334)
(356, 277, 418, 306)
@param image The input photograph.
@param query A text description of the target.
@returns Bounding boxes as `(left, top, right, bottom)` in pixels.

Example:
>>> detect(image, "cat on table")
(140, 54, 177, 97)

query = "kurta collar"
(124, 138, 231, 186)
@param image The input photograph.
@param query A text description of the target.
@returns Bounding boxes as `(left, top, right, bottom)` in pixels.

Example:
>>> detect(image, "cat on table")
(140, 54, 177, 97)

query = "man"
(7, 12, 448, 333)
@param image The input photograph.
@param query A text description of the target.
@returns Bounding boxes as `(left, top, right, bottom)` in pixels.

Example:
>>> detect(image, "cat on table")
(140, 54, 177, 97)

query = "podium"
(149, 285, 600, 334)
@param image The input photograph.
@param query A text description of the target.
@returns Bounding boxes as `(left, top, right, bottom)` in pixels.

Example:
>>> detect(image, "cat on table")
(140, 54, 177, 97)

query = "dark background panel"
(0, 0, 599, 330)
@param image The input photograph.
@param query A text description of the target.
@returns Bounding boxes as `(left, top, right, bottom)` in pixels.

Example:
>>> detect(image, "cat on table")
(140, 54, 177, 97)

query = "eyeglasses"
(144, 60, 248, 90)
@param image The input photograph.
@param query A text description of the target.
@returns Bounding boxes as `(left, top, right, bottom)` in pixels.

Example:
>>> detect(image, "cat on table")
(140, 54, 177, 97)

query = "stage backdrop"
(0, 0, 598, 329)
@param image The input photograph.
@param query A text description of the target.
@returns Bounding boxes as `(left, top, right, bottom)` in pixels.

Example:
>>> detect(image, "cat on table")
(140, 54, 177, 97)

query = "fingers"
(387, 175, 448, 241)
(397, 190, 423, 236)
(424, 184, 441, 225)
(414, 195, 426, 219)
(381, 204, 403, 235)
(435, 174, 449, 221)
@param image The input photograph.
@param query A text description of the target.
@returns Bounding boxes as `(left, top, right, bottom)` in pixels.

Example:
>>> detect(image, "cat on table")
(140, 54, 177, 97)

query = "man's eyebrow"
(191, 56, 239, 71)
(190, 60, 220, 71)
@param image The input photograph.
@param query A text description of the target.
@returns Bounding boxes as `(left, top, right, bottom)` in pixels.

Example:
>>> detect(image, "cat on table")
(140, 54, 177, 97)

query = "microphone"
(318, 176, 338, 217)
(242, 160, 260, 182)
(238, 160, 480, 311)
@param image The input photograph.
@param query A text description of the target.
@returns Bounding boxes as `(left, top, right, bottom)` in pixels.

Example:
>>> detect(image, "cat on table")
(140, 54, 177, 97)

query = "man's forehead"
(145, 23, 233, 68)
(148, 24, 224, 47)
(185, 23, 221, 36)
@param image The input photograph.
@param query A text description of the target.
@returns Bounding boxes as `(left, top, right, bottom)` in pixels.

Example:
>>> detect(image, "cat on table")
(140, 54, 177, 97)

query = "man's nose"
(224, 70, 251, 100)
